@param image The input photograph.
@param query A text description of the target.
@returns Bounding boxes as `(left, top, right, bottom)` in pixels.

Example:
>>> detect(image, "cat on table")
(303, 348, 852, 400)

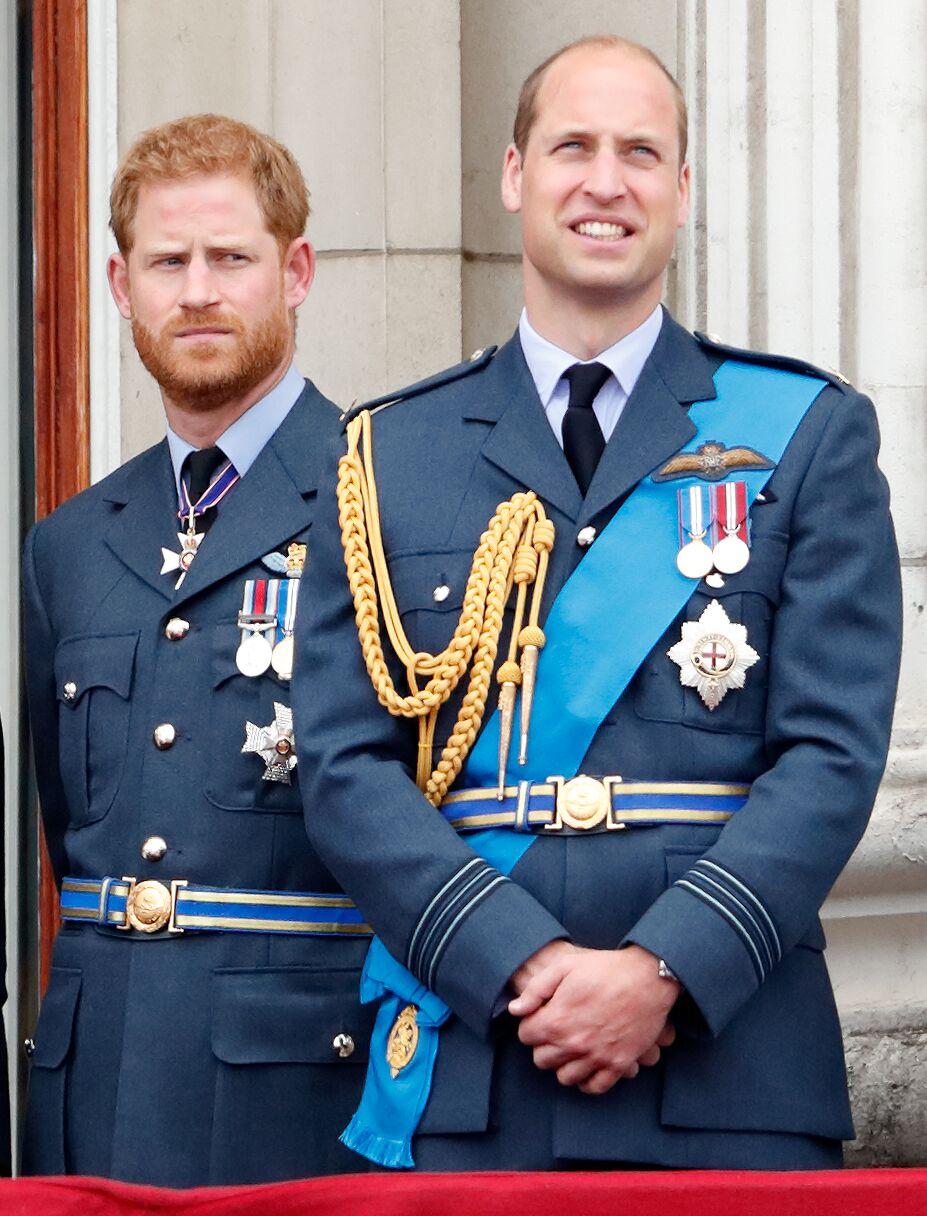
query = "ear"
(676, 162, 691, 229)
(107, 253, 133, 319)
(500, 143, 524, 215)
(282, 238, 315, 308)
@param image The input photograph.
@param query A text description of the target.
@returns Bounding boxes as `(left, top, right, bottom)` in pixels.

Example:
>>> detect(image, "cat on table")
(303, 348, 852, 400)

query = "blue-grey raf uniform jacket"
(293, 313, 902, 1170)
(22, 383, 374, 1186)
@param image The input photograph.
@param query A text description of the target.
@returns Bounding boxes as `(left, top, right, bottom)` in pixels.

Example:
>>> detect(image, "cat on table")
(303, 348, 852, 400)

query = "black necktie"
(562, 362, 611, 495)
(182, 445, 228, 534)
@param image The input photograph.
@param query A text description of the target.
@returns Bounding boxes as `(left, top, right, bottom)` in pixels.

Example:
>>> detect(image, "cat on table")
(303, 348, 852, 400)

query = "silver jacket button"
(332, 1033, 355, 1059)
(62, 681, 77, 703)
(23, 1038, 35, 1058)
(164, 617, 190, 641)
(141, 835, 168, 862)
(152, 723, 177, 750)
(432, 584, 450, 603)
(577, 525, 597, 548)
(468, 348, 484, 362)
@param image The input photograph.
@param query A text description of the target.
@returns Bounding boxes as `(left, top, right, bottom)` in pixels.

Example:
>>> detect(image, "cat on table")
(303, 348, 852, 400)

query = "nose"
(178, 255, 221, 311)
(583, 149, 627, 203)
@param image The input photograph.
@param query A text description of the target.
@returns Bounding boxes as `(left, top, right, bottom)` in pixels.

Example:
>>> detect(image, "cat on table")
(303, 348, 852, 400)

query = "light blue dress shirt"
(166, 360, 306, 496)
(518, 305, 663, 447)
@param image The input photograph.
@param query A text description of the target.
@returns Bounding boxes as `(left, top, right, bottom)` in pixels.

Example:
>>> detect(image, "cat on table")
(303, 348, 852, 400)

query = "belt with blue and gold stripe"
(441, 775, 750, 834)
(60, 876, 372, 936)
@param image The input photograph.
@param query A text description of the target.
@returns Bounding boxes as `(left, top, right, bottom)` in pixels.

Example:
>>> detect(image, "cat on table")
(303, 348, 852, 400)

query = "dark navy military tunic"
(22, 383, 374, 1186)
(293, 313, 902, 1170)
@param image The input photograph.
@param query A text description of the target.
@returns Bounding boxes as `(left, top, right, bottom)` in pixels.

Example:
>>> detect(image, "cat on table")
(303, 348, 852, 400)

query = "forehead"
(531, 47, 679, 145)
(132, 173, 267, 241)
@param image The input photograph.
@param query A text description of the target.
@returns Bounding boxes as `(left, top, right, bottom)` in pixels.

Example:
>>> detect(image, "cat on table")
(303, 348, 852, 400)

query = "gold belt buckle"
(119, 877, 188, 934)
(545, 775, 625, 832)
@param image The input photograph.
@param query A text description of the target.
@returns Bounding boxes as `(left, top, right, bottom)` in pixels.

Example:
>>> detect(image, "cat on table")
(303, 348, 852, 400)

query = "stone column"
(115, 0, 463, 450)
(685, 0, 927, 1164)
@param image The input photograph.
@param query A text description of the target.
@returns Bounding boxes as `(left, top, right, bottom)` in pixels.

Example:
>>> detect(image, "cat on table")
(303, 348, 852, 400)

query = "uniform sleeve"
(293, 440, 567, 1038)
(23, 523, 70, 884)
(625, 387, 902, 1036)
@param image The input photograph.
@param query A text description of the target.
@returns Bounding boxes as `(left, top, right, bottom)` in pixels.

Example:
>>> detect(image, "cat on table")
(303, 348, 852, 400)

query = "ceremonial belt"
(60, 877, 371, 936)
(441, 777, 750, 834)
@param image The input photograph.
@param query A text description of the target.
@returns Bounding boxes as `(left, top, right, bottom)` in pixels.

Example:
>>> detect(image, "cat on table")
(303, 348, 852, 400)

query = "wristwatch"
(657, 958, 679, 982)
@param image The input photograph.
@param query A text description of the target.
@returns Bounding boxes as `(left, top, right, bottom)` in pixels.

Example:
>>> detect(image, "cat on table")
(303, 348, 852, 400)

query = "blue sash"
(342, 359, 825, 1167)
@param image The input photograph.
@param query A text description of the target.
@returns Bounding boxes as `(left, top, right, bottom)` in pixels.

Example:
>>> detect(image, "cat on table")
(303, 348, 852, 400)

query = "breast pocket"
(204, 617, 303, 814)
(53, 633, 138, 827)
(632, 533, 788, 736)
(387, 548, 479, 657)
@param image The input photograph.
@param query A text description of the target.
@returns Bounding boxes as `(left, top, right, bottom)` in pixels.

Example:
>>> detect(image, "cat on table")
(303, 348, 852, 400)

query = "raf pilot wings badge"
(652, 440, 775, 483)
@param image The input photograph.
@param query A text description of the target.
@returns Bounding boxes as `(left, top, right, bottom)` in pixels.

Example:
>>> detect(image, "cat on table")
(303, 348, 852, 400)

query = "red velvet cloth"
(0, 1170, 923, 1215)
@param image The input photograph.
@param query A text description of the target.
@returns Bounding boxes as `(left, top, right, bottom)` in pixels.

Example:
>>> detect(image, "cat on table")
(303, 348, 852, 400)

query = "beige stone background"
(107, 0, 925, 1163)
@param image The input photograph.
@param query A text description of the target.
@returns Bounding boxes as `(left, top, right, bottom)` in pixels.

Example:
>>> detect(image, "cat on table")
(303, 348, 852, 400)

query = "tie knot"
(564, 362, 611, 411)
(184, 445, 228, 503)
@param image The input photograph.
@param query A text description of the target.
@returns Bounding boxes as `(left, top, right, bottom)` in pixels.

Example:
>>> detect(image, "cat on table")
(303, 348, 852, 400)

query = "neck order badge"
(342, 359, 827, 1169)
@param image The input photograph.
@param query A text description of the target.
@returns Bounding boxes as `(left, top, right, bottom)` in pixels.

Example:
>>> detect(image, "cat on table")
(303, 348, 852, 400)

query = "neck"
(162, 353, 291, 447)
(523, 278, 662, 361)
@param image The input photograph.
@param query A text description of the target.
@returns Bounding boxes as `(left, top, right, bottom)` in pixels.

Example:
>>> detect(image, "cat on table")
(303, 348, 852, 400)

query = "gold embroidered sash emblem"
(386, 1004, 420, 1078)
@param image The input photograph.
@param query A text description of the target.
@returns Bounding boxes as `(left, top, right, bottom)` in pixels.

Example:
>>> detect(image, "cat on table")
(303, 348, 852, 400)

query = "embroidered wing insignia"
(653, 441, 775, 483)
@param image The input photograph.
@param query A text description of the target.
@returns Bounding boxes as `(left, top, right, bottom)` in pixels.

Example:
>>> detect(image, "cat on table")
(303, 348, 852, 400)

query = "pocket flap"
(54, 633, 139, 706)
(31, 968, 81, 1068)
(212, 968, 374, 1065)
(385, 550, 473, 614)
(698, 531, 787, 606)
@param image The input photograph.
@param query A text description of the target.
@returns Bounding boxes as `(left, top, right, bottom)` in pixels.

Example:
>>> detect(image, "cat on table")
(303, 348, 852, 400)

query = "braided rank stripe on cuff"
(406, 858, 509, 989)
(674, 859, 782, 981)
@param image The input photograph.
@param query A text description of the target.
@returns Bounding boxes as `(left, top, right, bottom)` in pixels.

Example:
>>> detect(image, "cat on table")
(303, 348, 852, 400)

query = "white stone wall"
(110, 0, 927, 1161)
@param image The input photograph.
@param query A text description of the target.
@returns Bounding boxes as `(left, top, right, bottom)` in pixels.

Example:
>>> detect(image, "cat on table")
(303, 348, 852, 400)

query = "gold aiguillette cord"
(338, 409, 554, 806)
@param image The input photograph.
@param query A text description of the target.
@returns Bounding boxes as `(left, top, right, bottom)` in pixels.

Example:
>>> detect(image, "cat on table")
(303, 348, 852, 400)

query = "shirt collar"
(518, 305, 664, 408)
(166, 361, 305, 495)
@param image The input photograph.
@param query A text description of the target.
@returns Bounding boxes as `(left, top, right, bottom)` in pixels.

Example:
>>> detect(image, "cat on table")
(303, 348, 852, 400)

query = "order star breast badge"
(667, 599, 759, 711)
(242, 701, 298, 783)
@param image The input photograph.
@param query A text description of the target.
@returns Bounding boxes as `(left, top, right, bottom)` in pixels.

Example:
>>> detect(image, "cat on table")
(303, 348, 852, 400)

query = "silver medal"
(712, 533, 751, 575)
(236, 631, 273, 677)
(271, 634, 295, 681)
(676, 539, 715, 581)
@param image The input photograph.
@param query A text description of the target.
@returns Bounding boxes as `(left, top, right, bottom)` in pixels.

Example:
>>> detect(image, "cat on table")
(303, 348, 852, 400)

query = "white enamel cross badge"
(667, 599, 759, 711)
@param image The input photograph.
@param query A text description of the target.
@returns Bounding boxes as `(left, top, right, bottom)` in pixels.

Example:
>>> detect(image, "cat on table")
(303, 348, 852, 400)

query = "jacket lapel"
(581, 311, 717, 523)
(102, 443, 179, 602)
(171, 383, 328, 608)
(467, 335, 583, 521)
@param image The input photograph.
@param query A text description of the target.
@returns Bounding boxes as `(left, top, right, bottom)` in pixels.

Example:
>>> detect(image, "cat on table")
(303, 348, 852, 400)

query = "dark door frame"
(30, 0, 90, 991)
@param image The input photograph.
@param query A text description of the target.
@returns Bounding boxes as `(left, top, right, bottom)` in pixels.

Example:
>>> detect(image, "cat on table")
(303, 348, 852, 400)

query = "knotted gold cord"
(338, 409, 555, 806)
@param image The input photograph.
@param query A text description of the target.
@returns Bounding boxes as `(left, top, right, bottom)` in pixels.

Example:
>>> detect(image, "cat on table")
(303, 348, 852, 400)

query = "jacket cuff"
(623, 874, 771, 1037)
(417, 867, 568, 1037)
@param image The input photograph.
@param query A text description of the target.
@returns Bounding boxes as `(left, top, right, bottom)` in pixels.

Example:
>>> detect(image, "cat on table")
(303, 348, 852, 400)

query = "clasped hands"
(508, 941, 680, 1095)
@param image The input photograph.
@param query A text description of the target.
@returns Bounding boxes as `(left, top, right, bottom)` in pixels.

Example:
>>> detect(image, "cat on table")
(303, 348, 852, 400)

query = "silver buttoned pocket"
(631, 533, 787, 737)
(53, 633, 139, 827)
(204, 617, 303, 815)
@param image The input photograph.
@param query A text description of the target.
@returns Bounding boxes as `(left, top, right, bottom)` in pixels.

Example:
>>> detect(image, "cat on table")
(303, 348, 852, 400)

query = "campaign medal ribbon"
(160, 458, 240, 588)
(676, 485, 714, 580)
(271, 579, 299, 681)
(710, 480, 751, 574)
(236, 579, 277, 676)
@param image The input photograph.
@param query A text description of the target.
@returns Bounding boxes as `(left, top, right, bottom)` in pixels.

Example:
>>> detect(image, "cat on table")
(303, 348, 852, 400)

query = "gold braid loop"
(338, 409, 554, 805)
